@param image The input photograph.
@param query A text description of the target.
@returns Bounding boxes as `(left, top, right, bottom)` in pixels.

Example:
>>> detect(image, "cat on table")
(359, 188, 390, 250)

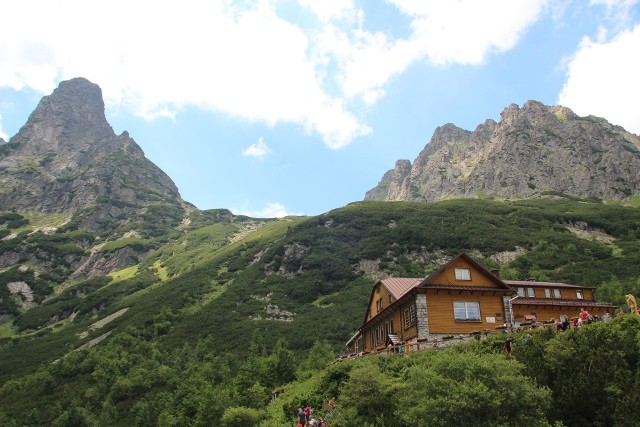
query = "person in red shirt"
(580, 308, 590, 322)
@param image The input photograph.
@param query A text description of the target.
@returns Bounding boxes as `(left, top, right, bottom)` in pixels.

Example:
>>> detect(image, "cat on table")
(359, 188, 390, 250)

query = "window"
(453, 301, 481, 321)
(544, 289, 552, 298)
(376, 298, 384, 312)
(554, 289, 562, 299)
(517, 287, 525, 297)
(527, 288, 535, 298)
(576, 290, 584, 299)
(403, 305, 416, 329)
(455, 268, 471, 281)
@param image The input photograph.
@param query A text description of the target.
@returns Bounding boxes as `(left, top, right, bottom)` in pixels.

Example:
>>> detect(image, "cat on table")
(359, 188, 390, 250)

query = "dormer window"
(454, 268, 471, 281)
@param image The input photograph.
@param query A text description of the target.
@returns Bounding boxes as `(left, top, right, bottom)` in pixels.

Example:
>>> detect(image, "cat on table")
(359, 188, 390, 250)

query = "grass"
(311, 294, 336, 308)
(6, 212, 69, 234)
(624, 195, 640, 207)
(0, 320, 15, 338)
(153, 261, 169, 281)
(109, 265, 139, 283)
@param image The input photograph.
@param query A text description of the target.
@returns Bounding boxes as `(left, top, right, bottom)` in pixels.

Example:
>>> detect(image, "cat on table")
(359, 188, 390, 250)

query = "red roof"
(380, 277, 422, 300)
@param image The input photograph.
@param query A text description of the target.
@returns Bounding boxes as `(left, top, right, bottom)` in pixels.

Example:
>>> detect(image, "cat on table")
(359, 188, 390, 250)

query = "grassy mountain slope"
(1, 198, 640, 424)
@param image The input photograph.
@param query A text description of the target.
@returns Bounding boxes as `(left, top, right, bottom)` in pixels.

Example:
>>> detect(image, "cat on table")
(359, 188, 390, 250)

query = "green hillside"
(1, 198, 640, 425)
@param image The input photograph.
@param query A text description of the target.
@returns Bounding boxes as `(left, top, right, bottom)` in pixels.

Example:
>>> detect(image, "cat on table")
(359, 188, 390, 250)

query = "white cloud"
(297, 0, 356, 23)
(233, 202, 300, 218)
(242, 137, 272, 158)
(316, 0, 547, 102)
(387, 0, 547, 66)
(0, 0, 370, 149)
(0, 115, 7, 140)
(558, 24, 640, 135)
(0, 0, 547, 148)
(591, 0, 640, 26)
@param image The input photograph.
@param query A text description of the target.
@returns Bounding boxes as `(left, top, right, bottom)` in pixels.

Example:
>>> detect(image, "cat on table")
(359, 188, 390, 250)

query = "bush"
(221, 407, 263, 427)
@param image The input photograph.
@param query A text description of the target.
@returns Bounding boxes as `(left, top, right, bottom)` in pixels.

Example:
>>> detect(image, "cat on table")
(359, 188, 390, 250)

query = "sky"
(1, 0, 639, 218)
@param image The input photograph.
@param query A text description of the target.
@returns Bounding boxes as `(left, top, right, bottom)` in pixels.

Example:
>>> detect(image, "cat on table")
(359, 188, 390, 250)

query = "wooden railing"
(334, 333, 485, 363)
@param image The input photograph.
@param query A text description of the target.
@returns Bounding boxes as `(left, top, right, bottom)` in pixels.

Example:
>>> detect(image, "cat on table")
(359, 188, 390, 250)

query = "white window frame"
(554, 289, 562, 299)
(517, 287, 525, 297)
(544, 289, 552, 298)
(576, 290, 584, 299)
(453, 301, 481, 321)
(454, 268, 472, 281)
(527, 288, 535, 298)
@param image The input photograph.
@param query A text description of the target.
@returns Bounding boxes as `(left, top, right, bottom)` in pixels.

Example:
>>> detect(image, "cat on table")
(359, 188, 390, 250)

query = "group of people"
(296, 398, 336, 427)
(554, 308, 613, 332)
(505, 308, 615, 355)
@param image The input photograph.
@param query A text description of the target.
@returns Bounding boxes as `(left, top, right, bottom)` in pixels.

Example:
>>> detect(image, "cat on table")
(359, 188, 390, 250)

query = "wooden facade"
(424, 290, 507, 335)
(506, 280, 615, 322)
(351, 253, 617, 353)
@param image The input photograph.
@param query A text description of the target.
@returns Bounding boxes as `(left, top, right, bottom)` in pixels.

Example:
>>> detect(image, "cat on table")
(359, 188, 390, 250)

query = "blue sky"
(1, 0, 639, 217)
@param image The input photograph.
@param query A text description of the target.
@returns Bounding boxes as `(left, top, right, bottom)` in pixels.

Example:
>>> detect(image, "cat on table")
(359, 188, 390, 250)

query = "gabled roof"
(386, 334, 404, 346)
(504, 280, 596, 289)
(419, 252, 511, 290)
(381, 277, 423, 300)
(362, 277, 422, 326)
(346, 330, 362, 346)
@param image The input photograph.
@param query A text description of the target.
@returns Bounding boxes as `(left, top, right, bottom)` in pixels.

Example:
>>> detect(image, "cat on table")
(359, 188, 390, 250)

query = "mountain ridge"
(366, 100, 640, 203)
(1, 79, 640, 426)
(0, 77, 182, 220)
(0, 78, 188, 284)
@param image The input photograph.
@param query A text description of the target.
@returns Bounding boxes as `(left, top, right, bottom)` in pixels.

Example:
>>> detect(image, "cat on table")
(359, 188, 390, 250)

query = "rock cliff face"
(365, 101, 640, 202)
(0, 78, 186, 283)
(0, 78, 183, 230)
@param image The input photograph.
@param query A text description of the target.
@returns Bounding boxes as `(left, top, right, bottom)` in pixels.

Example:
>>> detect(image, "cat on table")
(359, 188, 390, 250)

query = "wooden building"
(351, 253, 616, 354)
(506, 280, 615, 323)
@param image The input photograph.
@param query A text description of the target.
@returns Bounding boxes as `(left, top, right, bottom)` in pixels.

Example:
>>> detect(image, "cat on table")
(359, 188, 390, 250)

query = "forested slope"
(1, 197, 640, 425)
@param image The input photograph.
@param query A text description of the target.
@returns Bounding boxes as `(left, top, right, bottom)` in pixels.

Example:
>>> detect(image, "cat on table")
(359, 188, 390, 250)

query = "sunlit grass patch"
(153, 261, 169, 281)
(0, 320, 16, 338)
(625, 195, 640, 207)
(109, 265, 139, 283)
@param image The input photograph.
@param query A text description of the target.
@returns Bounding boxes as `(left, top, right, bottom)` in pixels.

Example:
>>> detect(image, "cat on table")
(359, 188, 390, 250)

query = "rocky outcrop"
(0, 78, 183, 230)
(0, 78, 188, 291)
(366, 101, 640, 202)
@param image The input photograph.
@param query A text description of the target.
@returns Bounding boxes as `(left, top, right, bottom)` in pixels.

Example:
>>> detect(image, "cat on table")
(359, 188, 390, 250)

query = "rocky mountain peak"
(12, 77, 113, 154)
(0, 77, 182, 221)
(366, 101, 640, 203)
